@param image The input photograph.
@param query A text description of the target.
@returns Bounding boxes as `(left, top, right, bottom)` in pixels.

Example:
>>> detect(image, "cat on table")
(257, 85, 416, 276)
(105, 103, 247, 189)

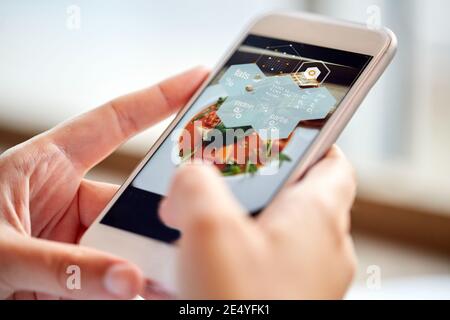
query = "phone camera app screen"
(101, 34, 372, 243)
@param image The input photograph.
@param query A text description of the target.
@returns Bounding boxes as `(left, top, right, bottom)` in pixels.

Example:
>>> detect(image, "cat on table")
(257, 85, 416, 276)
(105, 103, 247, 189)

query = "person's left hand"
(0, 67, 208, 299)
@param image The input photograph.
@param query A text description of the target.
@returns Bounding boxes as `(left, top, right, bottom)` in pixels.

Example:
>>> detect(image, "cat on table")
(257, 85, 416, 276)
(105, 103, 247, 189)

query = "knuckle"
(310, 192, 336, 217)
(109, 100, 139, 138)
(347, 255, 357, 281)
(310, 192, 348, 239)
(341, 165, 357, 197)
(284, 183, 352, 241)
(349, 165, 358, 186)
(328, 211, 348, 241)
(341, 237, 357, 281)
(336, 160, 357, 196)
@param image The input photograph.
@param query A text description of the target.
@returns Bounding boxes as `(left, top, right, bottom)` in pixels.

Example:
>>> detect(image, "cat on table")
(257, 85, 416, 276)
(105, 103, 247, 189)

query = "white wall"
(0, 0, 301, 153)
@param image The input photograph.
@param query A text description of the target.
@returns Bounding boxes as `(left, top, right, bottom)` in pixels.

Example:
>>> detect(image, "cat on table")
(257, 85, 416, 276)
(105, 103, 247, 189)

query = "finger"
(45, 67, 209, 172)
(159, 163, 248, 231)
(0, 230, 144, 300)
(139, 279, 174, 300)
(78, 179, 119, 228)
(160, 163, 261, 299)
(260, 146, 356, 235)
(11, 291, 37, 300)
(35, 292, 60, 300)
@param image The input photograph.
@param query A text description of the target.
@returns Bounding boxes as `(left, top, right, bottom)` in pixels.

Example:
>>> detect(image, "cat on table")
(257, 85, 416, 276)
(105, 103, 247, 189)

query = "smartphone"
(81, 12, 397, 292)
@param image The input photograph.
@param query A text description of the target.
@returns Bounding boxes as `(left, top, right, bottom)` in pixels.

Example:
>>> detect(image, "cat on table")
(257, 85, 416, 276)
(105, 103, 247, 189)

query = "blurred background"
(0, 0, 449, 299)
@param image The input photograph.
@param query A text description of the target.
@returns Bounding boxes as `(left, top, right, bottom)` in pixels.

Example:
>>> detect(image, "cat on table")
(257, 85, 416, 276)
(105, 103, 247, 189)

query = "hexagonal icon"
(304, 67, 321, 80)
(252, 75, 301, 107)
(216, 94, 259, 128)
(250, 87, 335, 139)
(289, 87, 337, 121)
(217, 72, 335, 139)
(295, 60, 331, 86)
(250, 75, 304, 126)
(218, 64, 266, 97)
(219, 74, 308, 138)
(252, 108, 300, 140)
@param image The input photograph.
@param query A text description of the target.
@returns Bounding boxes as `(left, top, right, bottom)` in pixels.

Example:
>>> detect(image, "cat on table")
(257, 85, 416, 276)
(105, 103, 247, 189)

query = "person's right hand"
(160, 146, 357, 299)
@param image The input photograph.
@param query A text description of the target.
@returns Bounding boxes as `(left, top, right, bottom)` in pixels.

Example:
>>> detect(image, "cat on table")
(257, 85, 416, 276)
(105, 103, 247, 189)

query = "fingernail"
(104, 263, 138, 298)
(144, 281, 174, 300)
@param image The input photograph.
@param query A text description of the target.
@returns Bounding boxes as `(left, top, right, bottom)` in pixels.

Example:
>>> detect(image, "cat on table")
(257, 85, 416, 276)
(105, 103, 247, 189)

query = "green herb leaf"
(278, 153, 292, 168)
(278, 153, 291, 162)
(245, 161, 258, 175)
(222, 163, 242, 176)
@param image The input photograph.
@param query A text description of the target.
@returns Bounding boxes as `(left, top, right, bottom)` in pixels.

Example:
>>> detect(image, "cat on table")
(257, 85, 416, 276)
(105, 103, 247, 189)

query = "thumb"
(159, 163, 248, 232)
(0, 229, 144, 299)
(159, 163, 262, 299)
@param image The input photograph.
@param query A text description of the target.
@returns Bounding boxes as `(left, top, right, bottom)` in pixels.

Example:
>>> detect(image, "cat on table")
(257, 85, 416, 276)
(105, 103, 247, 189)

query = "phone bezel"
(81, 11, 397, 293)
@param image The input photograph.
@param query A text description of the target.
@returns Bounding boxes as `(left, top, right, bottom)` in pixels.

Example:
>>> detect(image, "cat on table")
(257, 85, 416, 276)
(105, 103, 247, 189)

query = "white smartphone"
(81, 11, 397, 292)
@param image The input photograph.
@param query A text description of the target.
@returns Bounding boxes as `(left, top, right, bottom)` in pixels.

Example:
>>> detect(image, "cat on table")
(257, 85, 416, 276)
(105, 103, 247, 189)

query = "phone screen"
(101, 34, 372, 243)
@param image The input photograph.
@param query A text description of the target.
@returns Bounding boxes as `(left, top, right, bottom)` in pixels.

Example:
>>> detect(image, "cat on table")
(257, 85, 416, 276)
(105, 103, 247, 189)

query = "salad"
(178, 97, 292, 177)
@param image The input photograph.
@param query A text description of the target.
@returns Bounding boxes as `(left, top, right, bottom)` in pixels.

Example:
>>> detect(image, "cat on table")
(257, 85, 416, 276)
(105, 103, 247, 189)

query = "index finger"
(44, 67, 209, 172)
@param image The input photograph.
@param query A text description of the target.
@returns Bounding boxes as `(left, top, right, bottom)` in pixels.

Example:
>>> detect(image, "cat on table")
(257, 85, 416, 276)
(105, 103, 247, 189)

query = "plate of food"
(177, 96, 293, 178)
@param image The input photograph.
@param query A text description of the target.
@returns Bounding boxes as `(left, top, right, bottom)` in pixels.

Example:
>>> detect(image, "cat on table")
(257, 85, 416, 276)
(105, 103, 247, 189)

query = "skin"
(160, 146, 357, 299)
(0, 67, 208, 299)
(0, 66, 357, 300)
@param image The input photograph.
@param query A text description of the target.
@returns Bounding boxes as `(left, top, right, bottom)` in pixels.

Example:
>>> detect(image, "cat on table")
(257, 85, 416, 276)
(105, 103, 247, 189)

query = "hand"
(0, 67, 209, 299)
(160, 146, 357, 299)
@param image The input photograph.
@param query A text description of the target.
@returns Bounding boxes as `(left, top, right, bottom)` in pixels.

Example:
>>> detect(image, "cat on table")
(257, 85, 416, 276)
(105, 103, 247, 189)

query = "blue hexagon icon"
(216, 65, 336, 139)
(289, 87, 336, 121)
(216, 94, 259, 128)
(219, 64, 266, 97)
(252, 108, 301, 140)
(250, 75, 302, 117)
(246, 85, 336, 139)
